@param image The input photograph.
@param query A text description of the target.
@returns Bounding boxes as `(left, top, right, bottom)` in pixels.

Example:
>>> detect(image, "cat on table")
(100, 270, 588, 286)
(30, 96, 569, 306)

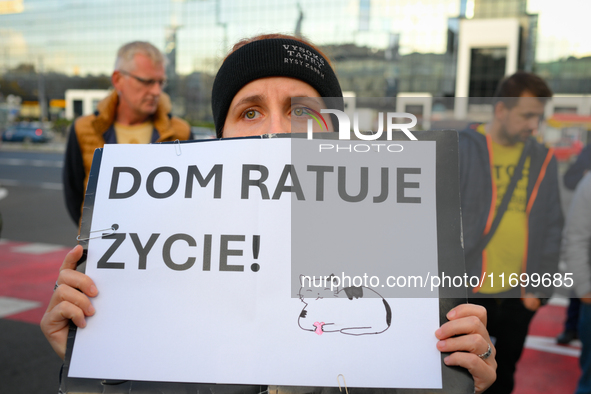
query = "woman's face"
(221, 76, 333, 138)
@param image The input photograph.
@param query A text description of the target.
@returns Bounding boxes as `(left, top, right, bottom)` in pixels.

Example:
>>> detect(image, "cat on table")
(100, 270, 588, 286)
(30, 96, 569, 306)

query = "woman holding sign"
(41, 34, 496, 393)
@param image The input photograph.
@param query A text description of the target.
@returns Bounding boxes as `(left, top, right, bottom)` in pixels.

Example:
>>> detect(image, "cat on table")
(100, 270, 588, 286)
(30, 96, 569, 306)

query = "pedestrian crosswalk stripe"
(0, 296, 41, 318)
(525, 335, 581, 358)
(11, 243, 68, 254)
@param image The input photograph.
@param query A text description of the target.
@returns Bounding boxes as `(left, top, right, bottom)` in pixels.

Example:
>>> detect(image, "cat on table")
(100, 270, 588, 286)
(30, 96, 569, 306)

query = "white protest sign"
(68, 138, 442, 389)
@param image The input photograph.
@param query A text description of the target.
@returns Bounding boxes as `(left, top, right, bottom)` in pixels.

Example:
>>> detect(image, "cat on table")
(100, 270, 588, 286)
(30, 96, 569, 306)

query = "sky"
(528, 0, 591, 61)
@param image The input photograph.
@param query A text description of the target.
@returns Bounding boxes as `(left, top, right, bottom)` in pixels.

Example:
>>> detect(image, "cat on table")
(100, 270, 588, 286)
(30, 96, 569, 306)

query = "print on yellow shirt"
(478, 126, 530, 294)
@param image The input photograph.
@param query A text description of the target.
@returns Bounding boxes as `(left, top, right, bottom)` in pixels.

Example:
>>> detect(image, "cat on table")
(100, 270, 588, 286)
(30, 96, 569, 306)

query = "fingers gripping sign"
(40, 245, 99, 360)
(435, 304, 497, 394)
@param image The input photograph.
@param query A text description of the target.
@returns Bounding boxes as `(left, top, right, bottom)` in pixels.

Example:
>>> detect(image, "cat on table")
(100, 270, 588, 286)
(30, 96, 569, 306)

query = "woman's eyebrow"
(291, 96, 324, 108)
(291, 96, 313, 103)
(233, 94, 265, 109)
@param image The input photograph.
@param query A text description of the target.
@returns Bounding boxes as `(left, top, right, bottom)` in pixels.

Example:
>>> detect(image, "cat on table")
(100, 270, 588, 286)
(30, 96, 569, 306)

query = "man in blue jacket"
(459, 72, 563, 394)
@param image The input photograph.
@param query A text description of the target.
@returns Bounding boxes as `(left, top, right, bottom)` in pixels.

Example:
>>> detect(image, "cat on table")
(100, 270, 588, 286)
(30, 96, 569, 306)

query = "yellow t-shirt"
(477, 125, 530, 294)
(114, 121, 153, 144)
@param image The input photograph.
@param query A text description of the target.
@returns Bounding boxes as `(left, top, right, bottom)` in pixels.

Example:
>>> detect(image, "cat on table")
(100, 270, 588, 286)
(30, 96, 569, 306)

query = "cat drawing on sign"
(297, 274, 392, 336)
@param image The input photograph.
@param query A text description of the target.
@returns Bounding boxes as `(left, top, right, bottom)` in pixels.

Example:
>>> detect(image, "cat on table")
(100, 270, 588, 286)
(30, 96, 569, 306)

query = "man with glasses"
(63, 41, 191, 225)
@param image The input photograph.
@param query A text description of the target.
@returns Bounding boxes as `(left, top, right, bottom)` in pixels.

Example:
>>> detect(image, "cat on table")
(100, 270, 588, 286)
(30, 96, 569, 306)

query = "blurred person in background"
(63, 41, 191, 226)
(555, 145, 591, 345)
(459, 72, 563, 393)
(561, 171, 591, 394)
(557, 140, 591, 345)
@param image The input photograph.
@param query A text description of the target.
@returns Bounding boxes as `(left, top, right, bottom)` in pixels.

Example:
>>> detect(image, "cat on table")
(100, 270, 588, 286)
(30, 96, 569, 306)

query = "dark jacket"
(459, 127, 564, 297)
(564, 143, 591, 190)
(63, 91, 191, 225)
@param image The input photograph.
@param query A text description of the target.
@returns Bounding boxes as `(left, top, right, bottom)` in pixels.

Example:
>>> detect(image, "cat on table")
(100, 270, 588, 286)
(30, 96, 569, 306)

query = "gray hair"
(114, 41, 167, 71)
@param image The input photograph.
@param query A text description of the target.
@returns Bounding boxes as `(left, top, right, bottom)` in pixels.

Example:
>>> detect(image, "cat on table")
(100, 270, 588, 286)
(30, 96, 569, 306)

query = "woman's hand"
(435, 303, 497, 394)
(40, 245, 98, 360)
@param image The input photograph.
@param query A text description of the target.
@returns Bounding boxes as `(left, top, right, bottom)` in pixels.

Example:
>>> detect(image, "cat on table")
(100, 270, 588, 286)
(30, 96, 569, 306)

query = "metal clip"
(337, 374, 348, 394)
(76, 224, 119, 241)
(175, 139, 182, 156)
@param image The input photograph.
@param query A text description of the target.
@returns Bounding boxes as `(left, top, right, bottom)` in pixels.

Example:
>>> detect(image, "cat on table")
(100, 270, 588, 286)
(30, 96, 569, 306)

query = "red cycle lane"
(0, 240, 68, 324)
(514, 303, 581, 394)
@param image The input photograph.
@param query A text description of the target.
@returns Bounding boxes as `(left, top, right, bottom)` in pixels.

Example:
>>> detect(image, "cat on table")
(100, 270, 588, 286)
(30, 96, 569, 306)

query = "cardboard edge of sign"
(60, 131, 473, 394)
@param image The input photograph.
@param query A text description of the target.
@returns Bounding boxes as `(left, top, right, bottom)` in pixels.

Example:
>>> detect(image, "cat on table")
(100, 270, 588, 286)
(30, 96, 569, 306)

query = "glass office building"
(1, 0, 590, 123)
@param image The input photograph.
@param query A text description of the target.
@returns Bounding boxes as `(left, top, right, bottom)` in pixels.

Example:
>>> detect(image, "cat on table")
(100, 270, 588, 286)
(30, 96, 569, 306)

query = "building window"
(469, 47, 507, 97)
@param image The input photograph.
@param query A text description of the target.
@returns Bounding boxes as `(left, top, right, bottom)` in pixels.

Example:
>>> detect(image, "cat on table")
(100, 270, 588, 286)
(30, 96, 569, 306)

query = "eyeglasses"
(119, 70, 167, 89)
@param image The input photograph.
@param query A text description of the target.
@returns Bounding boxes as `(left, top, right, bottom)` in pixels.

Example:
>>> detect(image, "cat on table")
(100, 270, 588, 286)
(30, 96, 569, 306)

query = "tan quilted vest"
(74, 91, 191, 220)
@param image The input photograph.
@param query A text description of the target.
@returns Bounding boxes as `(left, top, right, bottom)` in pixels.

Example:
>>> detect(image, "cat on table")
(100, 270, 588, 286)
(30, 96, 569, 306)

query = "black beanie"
(212, 38, 344, 137)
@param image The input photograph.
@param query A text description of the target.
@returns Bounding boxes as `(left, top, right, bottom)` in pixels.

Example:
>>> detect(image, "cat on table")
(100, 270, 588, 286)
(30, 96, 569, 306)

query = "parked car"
(2, 124, 52, 143)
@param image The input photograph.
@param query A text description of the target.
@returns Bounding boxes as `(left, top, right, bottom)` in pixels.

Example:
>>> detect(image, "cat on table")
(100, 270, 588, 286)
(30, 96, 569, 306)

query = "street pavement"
(514, 298, 582, 394)
(0, 240, 67, 393)
(1, 144, 78, 393)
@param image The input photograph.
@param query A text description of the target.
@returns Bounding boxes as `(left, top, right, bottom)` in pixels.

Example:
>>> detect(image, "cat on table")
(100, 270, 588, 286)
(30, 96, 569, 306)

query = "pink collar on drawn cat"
(313, 321, 325, 335)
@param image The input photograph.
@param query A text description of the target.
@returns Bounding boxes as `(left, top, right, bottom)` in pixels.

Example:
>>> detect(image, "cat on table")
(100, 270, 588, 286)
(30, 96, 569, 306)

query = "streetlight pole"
(37, 56, 47, 122)
(215, 0, 227, 53)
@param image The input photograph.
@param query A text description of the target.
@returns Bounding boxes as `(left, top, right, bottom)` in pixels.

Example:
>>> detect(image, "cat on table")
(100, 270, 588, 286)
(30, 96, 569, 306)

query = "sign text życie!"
(305, 109, 418, 141)
(0, 0, 24, 15)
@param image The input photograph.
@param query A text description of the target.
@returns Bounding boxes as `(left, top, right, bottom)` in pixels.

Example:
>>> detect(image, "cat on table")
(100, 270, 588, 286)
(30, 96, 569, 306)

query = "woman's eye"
(244, 109, 260, 119)
(293, 107, 305, 116)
